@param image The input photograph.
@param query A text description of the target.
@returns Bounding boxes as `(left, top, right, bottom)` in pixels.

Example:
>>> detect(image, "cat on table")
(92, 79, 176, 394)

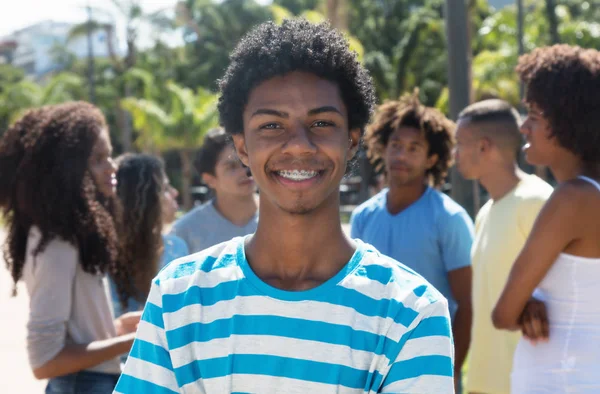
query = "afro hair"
(217, 18, 375, 135)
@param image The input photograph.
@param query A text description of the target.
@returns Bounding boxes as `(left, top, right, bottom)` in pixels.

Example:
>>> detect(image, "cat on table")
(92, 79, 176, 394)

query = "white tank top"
(511, 175, 600, 393)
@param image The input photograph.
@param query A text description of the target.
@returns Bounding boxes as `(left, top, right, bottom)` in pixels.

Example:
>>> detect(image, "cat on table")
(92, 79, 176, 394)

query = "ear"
(480, 137, 492, 153)
(347, 128, 361, 160)
(426, 153, 439, 170)
(202, 173, 217, 189)
(231, 133, 250, 167)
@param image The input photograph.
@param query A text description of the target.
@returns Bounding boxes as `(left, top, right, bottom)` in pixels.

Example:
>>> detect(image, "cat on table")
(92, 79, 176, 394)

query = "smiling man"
(114, 19, 454, 394)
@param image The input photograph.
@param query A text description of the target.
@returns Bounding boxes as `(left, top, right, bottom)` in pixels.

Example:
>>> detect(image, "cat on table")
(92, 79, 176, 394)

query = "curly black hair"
(0, 106, 50, 209)
(218, 18, 375, 135)
(0, 102, 132, 301)
(517, 45, 600, 165)
(364, 91, 455, 188)
(115, 153, 165, 302)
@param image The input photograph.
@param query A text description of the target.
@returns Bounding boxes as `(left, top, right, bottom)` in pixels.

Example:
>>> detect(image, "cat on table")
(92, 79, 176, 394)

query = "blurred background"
(2, 0, 598, 219)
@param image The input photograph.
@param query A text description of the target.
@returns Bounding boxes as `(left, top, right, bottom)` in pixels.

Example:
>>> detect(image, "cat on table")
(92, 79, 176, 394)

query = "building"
(0, 20, 116, 78)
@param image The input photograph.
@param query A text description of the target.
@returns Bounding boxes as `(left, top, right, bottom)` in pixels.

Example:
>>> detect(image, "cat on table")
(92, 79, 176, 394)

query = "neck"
(479, 162, 524, 201)
(386, 178, 427, 215)
(213, 192, 258, 226)
(246, 192, 354, 290)
(549, 154, 589, 183)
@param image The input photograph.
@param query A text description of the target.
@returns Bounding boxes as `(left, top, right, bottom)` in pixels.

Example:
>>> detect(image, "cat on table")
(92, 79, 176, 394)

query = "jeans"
(45, 371, 120, 394)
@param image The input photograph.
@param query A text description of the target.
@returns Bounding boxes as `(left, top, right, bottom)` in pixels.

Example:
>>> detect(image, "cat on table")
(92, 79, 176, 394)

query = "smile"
(276, 169, 320, 181)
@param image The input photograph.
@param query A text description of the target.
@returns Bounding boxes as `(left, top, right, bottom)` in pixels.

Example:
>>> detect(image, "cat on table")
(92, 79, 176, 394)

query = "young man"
(115, 20, 454, 393)
(350, 93, 474, 389)
(455, 99, 553, 394)
(170, 127, 258, 253)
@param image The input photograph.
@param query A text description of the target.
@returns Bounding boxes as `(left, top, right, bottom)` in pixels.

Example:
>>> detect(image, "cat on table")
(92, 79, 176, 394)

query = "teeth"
(277, 169, 319, 181)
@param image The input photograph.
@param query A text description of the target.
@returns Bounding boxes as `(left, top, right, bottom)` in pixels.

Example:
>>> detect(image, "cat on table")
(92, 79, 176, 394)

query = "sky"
(0, 0, 272, 44)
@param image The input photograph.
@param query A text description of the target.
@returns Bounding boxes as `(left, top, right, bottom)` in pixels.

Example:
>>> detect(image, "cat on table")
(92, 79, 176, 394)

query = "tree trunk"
(326, 0, 348, 30)
(120, 84, 133, 152)
(545, 0, 560, 44)
(179, 149, 194, 211)
(445, 0, 476, 217)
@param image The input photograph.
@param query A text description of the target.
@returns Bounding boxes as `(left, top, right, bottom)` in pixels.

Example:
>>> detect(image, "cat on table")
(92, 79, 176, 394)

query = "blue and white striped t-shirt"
(114, 237, 454, 393)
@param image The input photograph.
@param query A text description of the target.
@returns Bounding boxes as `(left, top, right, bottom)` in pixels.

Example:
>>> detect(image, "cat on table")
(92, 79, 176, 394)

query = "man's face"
(454, 120, 483, 180)
(520, 102, 561, 166)
(383, 126, 437, 187)
(233, 71, 359, 215)
(202, 145, 256, 199)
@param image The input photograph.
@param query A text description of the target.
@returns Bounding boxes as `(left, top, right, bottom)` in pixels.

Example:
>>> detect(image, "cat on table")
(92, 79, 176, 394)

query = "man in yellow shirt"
(455, 99, 553, 394)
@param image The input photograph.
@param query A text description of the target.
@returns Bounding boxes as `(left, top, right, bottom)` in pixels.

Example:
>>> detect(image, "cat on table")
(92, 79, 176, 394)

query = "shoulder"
(351, 190, 386, 219)
(514, 175, 554, 202)
(427, 188, 469, 216)
(545, 178, 599, 214)
(162, 233, 187, 249)
(427, 189, 473, 229)
(351, 242, 449, 317)
(172, 201, 214, 231)
(154, 237, 241, 288)
(28, 227, 78, 266)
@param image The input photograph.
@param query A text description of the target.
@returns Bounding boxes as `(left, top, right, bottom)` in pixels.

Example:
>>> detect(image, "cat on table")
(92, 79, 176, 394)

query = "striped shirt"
(114, 237, 454, 393)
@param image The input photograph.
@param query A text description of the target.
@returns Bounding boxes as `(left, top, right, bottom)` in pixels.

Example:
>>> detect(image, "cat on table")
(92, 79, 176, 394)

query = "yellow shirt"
(466, 174, 553, 394)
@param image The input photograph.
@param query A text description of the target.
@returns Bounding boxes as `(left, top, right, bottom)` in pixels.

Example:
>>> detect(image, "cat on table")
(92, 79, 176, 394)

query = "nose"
(108, 157, 117, 174)
(170, 186, 179, 198)
(281, 123, 317, 155)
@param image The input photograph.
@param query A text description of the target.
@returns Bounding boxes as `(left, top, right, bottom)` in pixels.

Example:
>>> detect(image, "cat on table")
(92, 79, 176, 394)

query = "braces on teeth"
(278, 170, 319, 180)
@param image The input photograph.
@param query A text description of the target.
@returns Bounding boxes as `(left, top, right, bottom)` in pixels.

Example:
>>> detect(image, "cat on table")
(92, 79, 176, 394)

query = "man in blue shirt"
(351, 92, 473, 389)
(114, 20, 455, 393)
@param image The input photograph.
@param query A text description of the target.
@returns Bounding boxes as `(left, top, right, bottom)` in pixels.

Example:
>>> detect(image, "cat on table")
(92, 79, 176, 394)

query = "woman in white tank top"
(492, 45, 600, 393)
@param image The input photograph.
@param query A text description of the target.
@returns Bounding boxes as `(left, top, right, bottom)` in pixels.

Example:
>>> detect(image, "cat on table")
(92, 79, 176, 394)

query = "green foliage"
(121, 81, 219, 152)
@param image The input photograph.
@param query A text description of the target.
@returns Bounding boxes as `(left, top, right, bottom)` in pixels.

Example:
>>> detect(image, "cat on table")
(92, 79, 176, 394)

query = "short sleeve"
(517, 196, 548, 240)
(25, 239, 78, 368)
(114, 281, 180, 393)
(439, 210, 474, 272)
(350, 208, 363, 239)
(380, 299, 454, 393)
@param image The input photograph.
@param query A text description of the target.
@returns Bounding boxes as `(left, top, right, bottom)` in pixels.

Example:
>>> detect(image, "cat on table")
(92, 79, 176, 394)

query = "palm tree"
(68, 0, 174, 152)
(121, 81, 219, 210)
(0, 72, 85, 125)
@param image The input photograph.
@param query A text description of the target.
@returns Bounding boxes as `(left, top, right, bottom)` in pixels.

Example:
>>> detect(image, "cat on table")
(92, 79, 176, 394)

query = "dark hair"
(194, 128, 231, 176)
(218, 18, 375, 135)
(364, 92, 455, 187)
(516, 44, 600, 165)
(458, 99, 523, 156)
(0, 106, 50, 209)
(0, 102, 130, 300)
(115, 153, 165, 301)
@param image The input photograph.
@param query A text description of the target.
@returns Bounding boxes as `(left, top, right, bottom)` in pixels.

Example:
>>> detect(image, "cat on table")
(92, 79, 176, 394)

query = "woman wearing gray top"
(0, 102, 141, 393)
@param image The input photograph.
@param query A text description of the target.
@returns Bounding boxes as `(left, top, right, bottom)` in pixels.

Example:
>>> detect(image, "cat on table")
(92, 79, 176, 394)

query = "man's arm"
(439, 211, 474, 380)
(114, 281, 180, 394)
(447, 266, 472, 382)
(380, 300, 454, 393)
(349, 209, 363, 239)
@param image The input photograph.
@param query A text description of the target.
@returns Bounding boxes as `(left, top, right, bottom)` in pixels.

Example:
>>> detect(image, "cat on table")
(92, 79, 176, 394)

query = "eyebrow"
(251, 109, 289, 118)
(307, 106, 343, 116)
(250, 106, 344, 119)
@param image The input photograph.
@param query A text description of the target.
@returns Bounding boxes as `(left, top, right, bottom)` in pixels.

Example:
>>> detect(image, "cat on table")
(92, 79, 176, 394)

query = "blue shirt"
(110, 234, 189, 318)
(113, 237, 454, 393)
(350, 187, 474, 318)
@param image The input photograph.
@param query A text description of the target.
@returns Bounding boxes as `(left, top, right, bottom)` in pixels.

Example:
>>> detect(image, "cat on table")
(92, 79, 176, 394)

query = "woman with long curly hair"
(0, 102, 140, 393)
(110, 153, 188, 317)
(493, 45, 600, 393)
